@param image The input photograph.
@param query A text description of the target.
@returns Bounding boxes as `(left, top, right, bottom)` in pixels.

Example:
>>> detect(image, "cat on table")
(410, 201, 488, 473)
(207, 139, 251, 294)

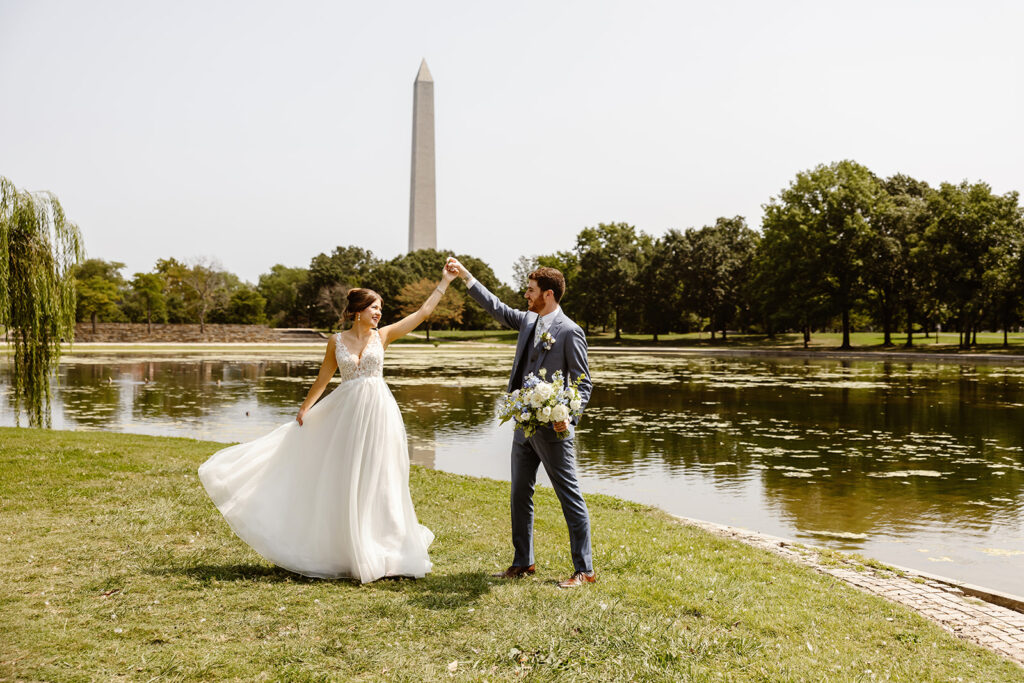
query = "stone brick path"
(675, 515, 1024, 668)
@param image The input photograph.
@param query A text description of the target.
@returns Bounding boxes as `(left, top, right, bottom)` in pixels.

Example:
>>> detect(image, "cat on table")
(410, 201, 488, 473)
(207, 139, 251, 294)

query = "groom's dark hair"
(529, 267, 565, 303)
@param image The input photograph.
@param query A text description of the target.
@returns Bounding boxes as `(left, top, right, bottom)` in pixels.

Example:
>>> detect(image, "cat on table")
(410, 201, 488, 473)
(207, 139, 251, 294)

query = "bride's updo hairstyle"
(343, 288, 382, 325)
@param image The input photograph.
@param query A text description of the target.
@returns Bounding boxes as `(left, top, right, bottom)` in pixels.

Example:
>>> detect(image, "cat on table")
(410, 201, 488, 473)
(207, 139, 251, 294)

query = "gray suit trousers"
(511, 428, 593, 572)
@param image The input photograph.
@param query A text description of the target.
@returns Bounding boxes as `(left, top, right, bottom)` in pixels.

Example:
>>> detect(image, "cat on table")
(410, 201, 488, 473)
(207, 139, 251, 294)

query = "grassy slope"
(1, 428, 1020, 682)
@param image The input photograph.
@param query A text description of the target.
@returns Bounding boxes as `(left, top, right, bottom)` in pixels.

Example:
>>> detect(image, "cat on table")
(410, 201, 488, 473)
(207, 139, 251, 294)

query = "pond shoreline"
(18, 341, 1024, 365)
(9, 342, 1024, 368)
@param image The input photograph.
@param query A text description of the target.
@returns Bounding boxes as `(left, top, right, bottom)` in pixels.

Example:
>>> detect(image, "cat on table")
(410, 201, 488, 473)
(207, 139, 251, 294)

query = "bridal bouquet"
(497, 368, 587, 439)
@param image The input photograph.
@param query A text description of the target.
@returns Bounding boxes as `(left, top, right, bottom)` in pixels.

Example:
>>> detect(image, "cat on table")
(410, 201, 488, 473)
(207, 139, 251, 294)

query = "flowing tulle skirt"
(198, 376, 433, 582)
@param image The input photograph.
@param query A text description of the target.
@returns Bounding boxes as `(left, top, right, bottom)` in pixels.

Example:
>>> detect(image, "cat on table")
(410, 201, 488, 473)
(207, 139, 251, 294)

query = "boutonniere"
(540, 330, 556, 351)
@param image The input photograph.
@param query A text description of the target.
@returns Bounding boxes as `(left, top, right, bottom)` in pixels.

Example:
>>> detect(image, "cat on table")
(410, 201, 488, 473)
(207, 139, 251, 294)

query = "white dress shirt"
(533, 307, 561, 346)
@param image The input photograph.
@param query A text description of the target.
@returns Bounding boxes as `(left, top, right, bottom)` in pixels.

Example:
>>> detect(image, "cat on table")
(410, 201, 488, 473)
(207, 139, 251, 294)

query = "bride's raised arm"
(378, 263, 457, 348)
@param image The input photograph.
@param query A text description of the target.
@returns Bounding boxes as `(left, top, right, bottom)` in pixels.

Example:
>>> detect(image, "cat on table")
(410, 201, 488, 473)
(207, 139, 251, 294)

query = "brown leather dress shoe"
(557, 570, 596, 588)
(491, 564, 536, 579)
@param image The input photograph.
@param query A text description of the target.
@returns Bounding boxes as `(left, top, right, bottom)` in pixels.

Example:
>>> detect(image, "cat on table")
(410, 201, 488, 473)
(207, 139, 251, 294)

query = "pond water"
(2, 347, 1022, 595)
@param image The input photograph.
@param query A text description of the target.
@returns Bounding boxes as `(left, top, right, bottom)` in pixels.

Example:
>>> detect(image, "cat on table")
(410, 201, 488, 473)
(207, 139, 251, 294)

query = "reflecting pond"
(2, 347, 1023, 595)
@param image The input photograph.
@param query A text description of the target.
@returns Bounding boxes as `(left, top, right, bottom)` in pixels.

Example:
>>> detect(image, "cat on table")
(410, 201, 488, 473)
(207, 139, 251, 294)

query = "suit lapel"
(537, 314, 565, 363)
(509, 313, 538, 391)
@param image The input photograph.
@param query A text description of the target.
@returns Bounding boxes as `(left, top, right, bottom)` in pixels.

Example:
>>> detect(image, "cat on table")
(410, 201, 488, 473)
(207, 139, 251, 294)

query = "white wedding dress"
(198, 329, 433, 582)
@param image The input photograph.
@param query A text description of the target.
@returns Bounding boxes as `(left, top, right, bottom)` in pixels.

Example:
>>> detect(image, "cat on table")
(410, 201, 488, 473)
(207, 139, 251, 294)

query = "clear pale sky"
(2, 1, 1021, 286)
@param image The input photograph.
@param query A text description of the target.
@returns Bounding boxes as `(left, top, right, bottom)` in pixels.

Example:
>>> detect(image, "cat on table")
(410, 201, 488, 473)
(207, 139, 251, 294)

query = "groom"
(446, 257, 595, 588)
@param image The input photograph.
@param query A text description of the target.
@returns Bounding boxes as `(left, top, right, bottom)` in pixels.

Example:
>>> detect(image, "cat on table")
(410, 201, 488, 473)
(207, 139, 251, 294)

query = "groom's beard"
(527, 297, 547, 313)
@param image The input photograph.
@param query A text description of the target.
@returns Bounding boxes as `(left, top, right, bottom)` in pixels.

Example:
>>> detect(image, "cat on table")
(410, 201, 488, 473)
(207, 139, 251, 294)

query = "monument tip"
(415, 59, 433, 83)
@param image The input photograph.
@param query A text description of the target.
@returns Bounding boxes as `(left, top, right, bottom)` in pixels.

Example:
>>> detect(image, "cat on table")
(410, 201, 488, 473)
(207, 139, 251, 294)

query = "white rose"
(569, 399, 582, 411)
(529, 392, 545, 409)
(539, 406, 552, 422)
(550, 404, 569, 422)
(534, 382, 553, 401)
(517, 410, 531, 422)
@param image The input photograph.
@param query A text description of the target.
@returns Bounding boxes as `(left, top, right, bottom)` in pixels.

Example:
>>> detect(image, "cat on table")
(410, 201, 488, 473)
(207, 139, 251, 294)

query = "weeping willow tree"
(0, 176, 84, 427)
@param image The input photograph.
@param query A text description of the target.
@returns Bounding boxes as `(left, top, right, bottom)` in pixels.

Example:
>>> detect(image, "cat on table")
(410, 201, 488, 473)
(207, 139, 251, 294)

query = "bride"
(198, 263, 458, 582)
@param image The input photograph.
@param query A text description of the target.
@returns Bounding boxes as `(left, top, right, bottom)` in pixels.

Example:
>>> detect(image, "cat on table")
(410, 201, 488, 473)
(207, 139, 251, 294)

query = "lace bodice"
(334, 330, 384, 382)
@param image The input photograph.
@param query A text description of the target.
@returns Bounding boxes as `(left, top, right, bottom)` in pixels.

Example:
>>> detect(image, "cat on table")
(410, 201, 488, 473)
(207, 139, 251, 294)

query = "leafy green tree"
(77, 276, 123, 333)
(574, 223, 651, 339)
(154, 258, 192, 323)
(307, 245, 377, 293)
(924, 182, 1022, 347)
(73, 258, 127, 329)
(679, 217, 759, 341)
(0, 176, 84, 426)
(257, 264, 308, 327)
(226, 285, 267, 325)
(638, 230, 686, 341)
(126, 272, 167, 332)
(866, 175, 933, 347)
(760, 161, 886, 349)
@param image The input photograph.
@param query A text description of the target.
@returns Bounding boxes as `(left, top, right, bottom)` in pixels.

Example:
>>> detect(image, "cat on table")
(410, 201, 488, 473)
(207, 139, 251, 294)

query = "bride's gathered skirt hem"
(198, 375, 433, 584)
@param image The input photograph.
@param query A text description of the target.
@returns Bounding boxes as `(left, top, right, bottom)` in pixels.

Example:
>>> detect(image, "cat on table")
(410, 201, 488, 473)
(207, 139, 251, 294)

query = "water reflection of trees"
(392, 384, 499, 440)
(578, 379, 1024, 533)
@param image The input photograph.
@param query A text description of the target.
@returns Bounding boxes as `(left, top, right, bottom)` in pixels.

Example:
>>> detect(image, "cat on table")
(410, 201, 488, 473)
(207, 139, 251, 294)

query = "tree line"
(519, 160, 1023, 349)
(73, 249, 519, 337)
(49, 159, 1024, 350)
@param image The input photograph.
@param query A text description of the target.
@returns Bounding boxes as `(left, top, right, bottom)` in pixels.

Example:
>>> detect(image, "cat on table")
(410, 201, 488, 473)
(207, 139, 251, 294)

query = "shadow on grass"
(149, 562, 331, 584)
(148, 562, 494, 609)
(364, 570, 494, 610)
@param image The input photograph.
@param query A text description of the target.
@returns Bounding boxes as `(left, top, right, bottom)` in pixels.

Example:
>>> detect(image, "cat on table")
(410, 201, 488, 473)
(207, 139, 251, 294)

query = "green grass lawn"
(2, 428, 1020, 681)
(8, 329, 1021, 356)
(581, 330, 1024, 353)
(379, 328, 1024, 355)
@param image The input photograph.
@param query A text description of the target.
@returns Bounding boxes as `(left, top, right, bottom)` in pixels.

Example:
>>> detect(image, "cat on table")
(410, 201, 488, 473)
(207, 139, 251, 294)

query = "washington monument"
(408, 59, 436, 252)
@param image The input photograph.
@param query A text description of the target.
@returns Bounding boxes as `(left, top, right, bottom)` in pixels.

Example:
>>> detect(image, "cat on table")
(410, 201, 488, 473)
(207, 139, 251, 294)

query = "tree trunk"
(1004, 325, 1009, 348)
(91, 312, 97, 334)
(882, 306, 892, 346)
(904, 309, 913, 348)
(840, 306, 851, 349)
(972, 327, 978, 347)
(803, 325, 810, 348)
(652, 330, 658, 343)
(146, 308, 152, 335)
(425, 324, 430, 341)
(614, 309, 621, 341)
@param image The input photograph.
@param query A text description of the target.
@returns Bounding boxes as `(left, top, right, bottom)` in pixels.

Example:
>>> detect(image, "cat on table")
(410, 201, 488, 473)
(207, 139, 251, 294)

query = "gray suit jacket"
(468, 281, 592, 431)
